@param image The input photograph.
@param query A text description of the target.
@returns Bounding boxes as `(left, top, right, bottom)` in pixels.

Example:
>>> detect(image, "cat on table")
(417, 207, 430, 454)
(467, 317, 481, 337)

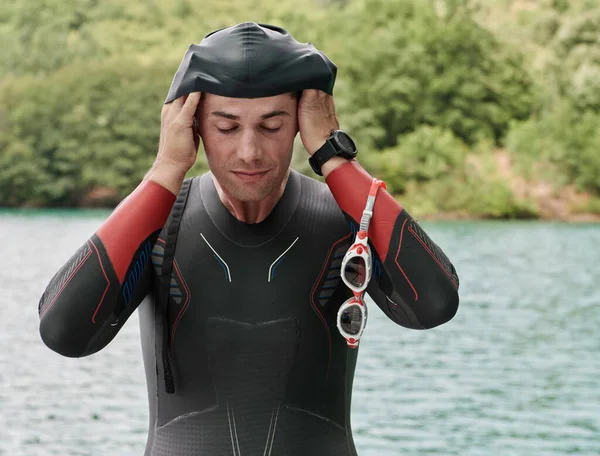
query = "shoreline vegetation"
(12, 148, 600, 222)
(400, 149, 600, 222)
(1, 0, 599, 222)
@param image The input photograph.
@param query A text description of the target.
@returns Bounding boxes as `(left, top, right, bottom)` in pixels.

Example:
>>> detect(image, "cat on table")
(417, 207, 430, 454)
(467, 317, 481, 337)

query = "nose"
(237, 129, 264, 164)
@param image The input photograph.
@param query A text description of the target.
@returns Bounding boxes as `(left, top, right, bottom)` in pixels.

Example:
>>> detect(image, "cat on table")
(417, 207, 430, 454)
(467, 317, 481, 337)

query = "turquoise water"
(1, 213, 599, 455)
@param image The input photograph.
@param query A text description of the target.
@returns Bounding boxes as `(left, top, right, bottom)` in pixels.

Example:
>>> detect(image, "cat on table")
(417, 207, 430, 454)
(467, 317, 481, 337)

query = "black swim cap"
(164, 22, 337, 103)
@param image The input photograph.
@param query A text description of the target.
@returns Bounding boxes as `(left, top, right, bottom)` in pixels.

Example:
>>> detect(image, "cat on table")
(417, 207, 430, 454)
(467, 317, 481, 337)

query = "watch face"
(335, 131, 356, 154)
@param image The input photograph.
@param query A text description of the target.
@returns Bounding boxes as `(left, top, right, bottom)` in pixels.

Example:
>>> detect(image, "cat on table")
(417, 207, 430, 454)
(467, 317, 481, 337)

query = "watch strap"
(309, 140, 339, 176)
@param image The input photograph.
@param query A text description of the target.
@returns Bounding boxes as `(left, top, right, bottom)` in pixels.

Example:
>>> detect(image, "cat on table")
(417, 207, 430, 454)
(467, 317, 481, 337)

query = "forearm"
(144, 160, 189, 196)
(367, 212, 459, 329)
(38, 176, 176, 356)
(325, 160, 459, 328)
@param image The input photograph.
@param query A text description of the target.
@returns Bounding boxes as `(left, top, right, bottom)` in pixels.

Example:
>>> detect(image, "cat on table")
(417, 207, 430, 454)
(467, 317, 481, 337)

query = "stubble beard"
(208, 143, 294, 202)
(227, 173, 278, 202)
(223, 145, 293, 202)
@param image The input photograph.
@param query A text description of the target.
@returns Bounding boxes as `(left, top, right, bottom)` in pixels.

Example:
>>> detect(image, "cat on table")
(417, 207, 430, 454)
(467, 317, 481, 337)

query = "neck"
(212, 169, 290, 224)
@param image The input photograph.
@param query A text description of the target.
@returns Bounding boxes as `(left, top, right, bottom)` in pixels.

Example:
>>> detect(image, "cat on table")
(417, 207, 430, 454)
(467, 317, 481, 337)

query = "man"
(38, 23, 459, 455)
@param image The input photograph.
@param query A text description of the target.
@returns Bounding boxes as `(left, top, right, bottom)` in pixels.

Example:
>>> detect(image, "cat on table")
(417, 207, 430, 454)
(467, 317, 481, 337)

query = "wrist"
(308, 130, 358, 176)
(144, 161, 189, 196)
(321, 156, 352, 179)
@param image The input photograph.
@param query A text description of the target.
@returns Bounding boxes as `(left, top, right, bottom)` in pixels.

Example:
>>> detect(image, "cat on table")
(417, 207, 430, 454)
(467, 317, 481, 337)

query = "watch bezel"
(331, 130, 357, 156)
(308, 130, 358, 176)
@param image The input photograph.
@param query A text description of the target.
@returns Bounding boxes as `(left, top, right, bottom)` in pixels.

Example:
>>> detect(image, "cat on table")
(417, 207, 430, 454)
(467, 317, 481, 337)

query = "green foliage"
(364, 124, 537, 219)
(365, 126, 467, 194)
(0, 0, 599, 218)
(0, 56, 179, 206)
(552, 9, 600, 112)
(332, 0, 534, 149)
(506, 102, 600, 193)
(0, 0, 119, 78)
(580, 196, 600, 215)
(398, 153, 538, 220)
(450, 156, 538, 219)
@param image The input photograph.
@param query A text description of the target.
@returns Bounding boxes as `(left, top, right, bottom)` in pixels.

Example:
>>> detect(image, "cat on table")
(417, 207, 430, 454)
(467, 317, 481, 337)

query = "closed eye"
(216, 126, 281, 134)
(262, 126, 280, 133)
(217, 127, 237, 134)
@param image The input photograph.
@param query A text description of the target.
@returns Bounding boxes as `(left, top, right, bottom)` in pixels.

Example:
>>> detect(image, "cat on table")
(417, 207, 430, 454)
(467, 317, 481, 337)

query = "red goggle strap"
(369, 178, 386, 197)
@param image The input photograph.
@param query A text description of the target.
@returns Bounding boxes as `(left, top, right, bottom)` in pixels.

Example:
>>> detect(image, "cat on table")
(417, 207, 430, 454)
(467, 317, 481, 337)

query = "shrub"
(367, 125, 467, 194)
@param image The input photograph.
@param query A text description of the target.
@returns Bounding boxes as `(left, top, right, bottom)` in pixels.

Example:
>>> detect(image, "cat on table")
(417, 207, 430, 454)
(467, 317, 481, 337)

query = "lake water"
(1, 212, 599, 455)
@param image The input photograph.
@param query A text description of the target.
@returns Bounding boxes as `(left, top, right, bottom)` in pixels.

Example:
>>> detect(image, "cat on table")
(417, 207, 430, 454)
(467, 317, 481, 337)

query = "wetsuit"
(38, 161, 460, 455)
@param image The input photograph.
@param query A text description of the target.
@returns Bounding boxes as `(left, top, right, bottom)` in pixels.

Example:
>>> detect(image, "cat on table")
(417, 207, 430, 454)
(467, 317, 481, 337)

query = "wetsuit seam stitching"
(89, 239, 112, 323)
(155, 404, 220, 430)
(284, 405, 347, 432)
(170, 259, 190, 352)
(39, 245, 93, 319)
(394, 218, 419, 301)
(407, 224, 458, 288)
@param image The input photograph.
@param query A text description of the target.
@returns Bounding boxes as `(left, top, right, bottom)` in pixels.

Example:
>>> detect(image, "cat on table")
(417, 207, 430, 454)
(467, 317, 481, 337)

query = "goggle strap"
(358, 179, 386, 234)
(359, 209, 373, 232)
(369, 178, 386, 197)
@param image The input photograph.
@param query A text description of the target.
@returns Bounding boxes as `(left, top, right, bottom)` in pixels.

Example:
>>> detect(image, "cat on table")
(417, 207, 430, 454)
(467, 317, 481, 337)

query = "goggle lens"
(343, 256, 367, 289)
(339, 304, 363, 336)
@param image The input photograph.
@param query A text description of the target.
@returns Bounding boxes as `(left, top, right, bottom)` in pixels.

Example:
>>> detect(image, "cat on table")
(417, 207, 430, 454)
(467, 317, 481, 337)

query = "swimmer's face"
(197, 93, 298, 202)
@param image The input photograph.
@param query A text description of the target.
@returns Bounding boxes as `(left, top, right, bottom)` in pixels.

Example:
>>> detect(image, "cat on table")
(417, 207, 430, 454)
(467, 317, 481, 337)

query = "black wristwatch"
(308, 130, 358, 176)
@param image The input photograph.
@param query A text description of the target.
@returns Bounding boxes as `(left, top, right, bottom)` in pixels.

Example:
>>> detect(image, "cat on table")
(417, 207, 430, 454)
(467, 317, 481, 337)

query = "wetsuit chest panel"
(205, 317, 298, 405)
(170, 228, 336, 377)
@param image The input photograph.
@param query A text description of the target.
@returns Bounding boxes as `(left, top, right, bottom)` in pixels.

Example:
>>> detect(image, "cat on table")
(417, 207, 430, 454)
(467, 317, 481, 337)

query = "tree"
(330, 0, 534, 149)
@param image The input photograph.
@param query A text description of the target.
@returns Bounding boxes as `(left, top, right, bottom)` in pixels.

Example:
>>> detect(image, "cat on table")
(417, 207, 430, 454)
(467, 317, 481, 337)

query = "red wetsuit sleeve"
(326, 160, 460, 329)
(96, 179, 176, 283)
(325, 160, 401, 262)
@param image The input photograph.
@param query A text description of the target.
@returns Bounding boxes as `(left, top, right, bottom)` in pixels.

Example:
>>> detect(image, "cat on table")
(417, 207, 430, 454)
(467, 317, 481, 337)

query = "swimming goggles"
(336, 178, 386, 348)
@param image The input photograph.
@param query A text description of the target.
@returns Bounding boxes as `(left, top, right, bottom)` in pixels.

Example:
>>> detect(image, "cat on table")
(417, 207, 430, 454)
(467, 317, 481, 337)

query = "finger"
(299, 89, 314, 101)
(172, 94, 185, 109)
(300, 89, 321, 110)
(161, 103, 171, 121)
(159, 105, 169, 150)
(180, 92, 202, 119)
(163, 100, 183, 127)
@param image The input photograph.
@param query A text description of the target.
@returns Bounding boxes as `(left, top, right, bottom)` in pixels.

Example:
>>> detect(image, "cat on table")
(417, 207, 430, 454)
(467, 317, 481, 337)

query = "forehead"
(201, 93, 295, 117)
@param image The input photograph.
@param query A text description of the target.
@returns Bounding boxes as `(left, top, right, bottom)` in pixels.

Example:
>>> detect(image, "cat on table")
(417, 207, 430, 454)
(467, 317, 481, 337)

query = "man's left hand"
(297, 89, 340, 156)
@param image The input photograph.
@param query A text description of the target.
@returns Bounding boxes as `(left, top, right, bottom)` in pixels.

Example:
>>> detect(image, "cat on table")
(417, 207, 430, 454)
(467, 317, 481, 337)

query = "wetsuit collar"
(200, 169, 301, 247)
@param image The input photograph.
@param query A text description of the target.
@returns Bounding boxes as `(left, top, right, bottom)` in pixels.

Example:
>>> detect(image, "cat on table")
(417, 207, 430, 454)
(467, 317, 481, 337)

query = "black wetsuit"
(39, 162, 460, 455)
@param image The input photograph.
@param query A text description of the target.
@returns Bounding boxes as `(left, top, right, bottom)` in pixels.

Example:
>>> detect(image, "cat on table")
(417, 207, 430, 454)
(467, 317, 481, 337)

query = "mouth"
(231, 169, 271, 182)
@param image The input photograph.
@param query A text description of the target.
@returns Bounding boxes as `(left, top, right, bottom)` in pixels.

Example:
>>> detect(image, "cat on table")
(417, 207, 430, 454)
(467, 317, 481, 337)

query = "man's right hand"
(145, 92, 203, 195)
